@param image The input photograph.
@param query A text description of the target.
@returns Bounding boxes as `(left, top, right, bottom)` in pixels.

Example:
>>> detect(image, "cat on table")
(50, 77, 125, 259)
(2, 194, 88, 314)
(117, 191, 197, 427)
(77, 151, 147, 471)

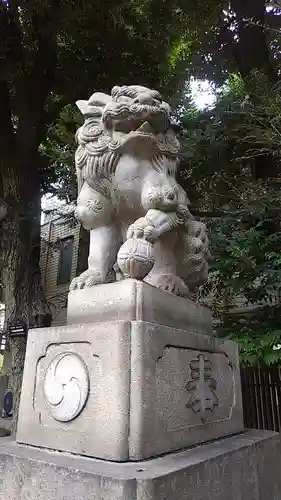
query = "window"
(57, 236, 74, 285)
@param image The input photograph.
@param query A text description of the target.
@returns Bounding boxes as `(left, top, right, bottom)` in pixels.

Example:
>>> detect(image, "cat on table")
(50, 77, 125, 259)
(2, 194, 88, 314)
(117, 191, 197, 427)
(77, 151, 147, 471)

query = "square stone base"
(16, 317, 243, 460)
(66, 279, 212, 334)
(1, 431, 281, 499)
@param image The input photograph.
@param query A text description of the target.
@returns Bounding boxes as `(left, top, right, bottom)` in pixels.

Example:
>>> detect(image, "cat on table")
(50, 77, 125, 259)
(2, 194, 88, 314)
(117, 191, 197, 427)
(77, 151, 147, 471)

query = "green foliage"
(180, 73, 281, 206)
(40, 105, 81, 200)
(205, 208, 281, 299)
(180, 72, 281, 366)
(207, 205, 281, 366)
(2, 0, 225, 201)
(174, 0, 281, 367)
(224, 322, 281, 366)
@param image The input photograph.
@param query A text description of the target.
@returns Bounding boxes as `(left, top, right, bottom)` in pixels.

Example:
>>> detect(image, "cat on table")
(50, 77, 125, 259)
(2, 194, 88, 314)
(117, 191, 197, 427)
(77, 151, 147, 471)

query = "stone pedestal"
(1, 431, 281, 500)
(66, 278, 213, 334)
(17, 280, 243, 461)
(5, 279, 280, 499)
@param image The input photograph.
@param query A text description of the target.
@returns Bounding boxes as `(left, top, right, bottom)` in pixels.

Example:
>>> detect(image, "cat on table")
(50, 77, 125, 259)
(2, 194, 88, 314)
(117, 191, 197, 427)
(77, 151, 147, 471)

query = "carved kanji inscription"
(185, 354, 218, 422)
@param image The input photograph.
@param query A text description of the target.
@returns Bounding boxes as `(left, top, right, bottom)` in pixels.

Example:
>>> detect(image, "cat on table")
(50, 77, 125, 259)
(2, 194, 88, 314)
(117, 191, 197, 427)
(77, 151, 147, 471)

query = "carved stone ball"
(117, 238, 155, 279)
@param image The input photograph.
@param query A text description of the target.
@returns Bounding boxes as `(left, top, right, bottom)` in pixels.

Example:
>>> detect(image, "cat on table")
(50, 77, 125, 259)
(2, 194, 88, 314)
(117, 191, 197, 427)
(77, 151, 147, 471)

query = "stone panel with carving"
(34, 341, 100, 434)
(129, 320, 244, 460)
(155, 348, 234, 431)
(43, 352, 90, 422)
(17, 322, 131, 461)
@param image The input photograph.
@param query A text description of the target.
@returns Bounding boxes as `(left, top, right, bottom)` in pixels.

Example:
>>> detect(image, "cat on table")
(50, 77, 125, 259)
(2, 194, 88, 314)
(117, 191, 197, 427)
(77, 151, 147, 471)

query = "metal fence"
(240, 365, 281, 432)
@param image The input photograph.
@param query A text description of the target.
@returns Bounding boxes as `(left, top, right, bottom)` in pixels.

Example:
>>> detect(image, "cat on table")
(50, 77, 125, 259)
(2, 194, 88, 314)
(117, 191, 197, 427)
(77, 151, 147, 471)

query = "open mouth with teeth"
(102, 101, 170, 135)
(112, 118, 159, 135)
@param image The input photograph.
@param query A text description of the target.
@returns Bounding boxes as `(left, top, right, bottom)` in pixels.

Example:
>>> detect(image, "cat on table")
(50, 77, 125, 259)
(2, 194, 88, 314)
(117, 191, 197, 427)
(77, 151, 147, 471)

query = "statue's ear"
(76, 100, 91, 116)
(88, 92, 111, 107)
(76, 100, 104, 118)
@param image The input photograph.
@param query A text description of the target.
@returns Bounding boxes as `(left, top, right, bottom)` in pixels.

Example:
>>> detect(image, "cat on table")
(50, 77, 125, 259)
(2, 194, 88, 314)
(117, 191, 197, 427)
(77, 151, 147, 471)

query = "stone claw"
(69, 269, 115, 290)
(126, 217, 147, 239)
(127, 218, 157, 242)
(143, 225, 156, 242)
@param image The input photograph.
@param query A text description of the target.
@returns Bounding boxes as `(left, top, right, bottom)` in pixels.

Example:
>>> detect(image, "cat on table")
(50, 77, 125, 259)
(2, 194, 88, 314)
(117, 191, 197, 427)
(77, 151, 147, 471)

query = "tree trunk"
(0, 152, 52, 435)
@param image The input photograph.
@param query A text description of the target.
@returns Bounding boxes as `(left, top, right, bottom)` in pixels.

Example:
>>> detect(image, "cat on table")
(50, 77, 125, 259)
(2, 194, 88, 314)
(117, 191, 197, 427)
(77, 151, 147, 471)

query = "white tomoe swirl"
(43, 353, 89, 422)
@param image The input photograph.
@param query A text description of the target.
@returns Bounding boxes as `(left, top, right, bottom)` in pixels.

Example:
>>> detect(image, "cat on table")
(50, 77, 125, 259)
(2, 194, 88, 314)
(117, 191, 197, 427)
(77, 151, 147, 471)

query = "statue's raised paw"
(69, 269, 115, 291)
(127, 218, 157, 242)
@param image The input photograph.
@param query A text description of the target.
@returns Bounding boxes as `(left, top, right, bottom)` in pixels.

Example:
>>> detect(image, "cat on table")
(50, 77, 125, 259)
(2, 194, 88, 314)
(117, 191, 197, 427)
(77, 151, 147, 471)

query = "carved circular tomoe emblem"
(43, 352, 89, 422)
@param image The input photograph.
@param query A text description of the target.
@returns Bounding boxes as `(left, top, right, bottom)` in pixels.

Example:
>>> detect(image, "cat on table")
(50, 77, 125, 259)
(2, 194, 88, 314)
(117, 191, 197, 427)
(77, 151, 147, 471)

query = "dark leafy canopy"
(188, 0, 281, 85)
(0, 0, 223, 277)
(180, 73, 281, 365)
(38, 0, 226, 200)
(0, 0, 202, 173)
(180, 74, 281, 211)
(172, 0, 281, 367)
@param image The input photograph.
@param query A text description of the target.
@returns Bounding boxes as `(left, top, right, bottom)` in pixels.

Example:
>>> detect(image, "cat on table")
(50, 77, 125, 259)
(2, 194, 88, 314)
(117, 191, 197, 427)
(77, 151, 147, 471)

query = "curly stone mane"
(75, 119, 121, 195)
(74, 85, 180, 196)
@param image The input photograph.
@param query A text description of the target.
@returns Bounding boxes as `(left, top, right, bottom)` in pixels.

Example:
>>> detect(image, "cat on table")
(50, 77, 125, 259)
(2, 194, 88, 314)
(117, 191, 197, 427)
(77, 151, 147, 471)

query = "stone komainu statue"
(70, 85, 210, 298)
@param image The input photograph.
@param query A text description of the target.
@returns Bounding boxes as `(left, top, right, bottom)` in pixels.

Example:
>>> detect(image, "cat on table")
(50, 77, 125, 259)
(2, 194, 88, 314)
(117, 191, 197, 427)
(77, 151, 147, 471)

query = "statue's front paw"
(69, 269, 115, 290)
(69, 270, 101, 290)
(127, 218, 157, 242)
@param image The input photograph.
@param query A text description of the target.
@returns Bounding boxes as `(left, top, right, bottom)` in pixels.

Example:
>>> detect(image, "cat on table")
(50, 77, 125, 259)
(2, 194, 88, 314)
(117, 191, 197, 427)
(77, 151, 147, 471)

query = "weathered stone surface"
(67, 279, 212, 334)
(17, 321, 131, 461)
(129, 320, 243, 460)
(1, 431, 281, 500)
(16, 311, 243, 461)
(69, 85, 210, 298)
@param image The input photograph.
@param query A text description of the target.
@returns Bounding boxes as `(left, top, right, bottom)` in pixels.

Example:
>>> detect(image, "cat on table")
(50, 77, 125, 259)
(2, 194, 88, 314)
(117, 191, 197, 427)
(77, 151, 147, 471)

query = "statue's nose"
(166, 190, 175, 201)
(163, 184, 179, 205)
